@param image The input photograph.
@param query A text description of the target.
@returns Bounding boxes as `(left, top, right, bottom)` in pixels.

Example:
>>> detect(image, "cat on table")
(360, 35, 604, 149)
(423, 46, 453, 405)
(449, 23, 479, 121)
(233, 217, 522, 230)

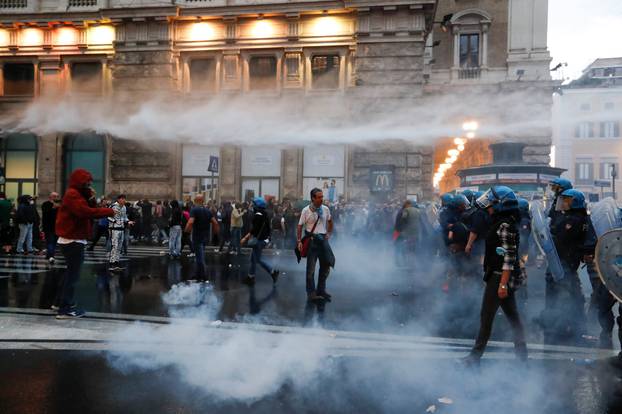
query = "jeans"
(471, 272, 527, 359)
(249, 240, 273, 277)
(306, 238, 331, 294)
(59, 242, 85, 311)
(17, 223, 33, 253)
(169, 225, 182, 256)
(109, 229, 124, 264)
(45, 232, 58, 259)
(230, 227, 242, 254)
(193, 235, 207, 279)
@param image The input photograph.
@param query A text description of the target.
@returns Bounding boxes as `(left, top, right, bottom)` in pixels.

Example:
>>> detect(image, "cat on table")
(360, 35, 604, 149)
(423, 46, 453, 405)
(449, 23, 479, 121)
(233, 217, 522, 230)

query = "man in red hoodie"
(55, 169, 113, 319)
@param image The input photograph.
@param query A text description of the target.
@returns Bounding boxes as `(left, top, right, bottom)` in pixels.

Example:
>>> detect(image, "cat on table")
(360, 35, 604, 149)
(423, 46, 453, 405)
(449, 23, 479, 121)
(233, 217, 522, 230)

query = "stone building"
(0, 0, 553, 203)
(553, 58, 622, 201)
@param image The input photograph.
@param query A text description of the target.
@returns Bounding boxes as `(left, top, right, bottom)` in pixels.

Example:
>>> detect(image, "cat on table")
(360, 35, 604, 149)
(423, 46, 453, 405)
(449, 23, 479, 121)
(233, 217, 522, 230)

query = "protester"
(109, 194, 132, 272)
(16, 194, 36, 255)
(55, 169, 113, 318)
(184, 194, 219, 279)
(241, 197, 279, 286)
(41, 192, 60, 263)
(297, 188, 334, 302)
(168, 199, 183, 259)
(0, 192, 12, 254)
(230, 202, 245, 255)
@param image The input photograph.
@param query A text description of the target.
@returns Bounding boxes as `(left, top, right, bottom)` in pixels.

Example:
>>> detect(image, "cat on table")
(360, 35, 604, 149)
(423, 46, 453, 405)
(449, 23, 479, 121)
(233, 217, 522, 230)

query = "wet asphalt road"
(0, 242, 620, 413)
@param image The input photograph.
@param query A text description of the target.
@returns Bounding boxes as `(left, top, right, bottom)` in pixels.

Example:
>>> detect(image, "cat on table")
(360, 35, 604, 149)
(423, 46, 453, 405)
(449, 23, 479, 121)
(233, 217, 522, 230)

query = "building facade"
(0, 0, 553, 203)
(553, 58, 622, 201)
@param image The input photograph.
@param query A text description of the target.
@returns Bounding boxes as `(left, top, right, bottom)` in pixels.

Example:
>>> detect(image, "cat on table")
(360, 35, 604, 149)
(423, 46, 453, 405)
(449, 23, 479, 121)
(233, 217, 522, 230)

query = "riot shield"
(595, 229, 622, 302)
(589, 197, 621, 237)
(530, 200, 565, 282)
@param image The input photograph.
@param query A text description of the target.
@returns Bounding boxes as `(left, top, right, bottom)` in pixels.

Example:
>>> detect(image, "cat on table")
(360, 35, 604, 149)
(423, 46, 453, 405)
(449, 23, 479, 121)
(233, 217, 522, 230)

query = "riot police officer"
(463, 186, 527, 365)
(550, 189, 592, 342)
(538, 178, 574, 335)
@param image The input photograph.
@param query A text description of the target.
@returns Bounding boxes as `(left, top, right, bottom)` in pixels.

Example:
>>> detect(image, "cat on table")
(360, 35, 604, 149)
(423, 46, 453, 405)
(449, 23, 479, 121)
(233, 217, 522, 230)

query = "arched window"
(450, 9, 492, 79)
(1, 133, 38, 202)
(64, 133, 106, 196)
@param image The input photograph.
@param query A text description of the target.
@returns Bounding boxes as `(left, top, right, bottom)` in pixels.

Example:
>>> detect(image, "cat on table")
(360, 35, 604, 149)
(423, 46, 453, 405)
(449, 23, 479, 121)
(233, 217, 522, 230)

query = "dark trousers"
(306, 239, 331, 294)
(90, 225, 108, 249)
(58, 242, 85, 311)
(472, 272, 527, 359)
(193, 235, 206, 279)
(249, 240, 273, 277)
(45, 232, 58, 259)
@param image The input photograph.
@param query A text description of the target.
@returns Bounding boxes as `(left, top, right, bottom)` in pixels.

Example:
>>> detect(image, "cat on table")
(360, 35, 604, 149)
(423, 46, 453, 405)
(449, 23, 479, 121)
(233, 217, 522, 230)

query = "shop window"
(311, 55, 340, 89)
(64, 133, 105, 197)
(249, 56, 277, 90)
(3, 63, 35, 96)
(1, 133, 38, 201)
(71, 62, 102, 94)
(190, 58, 216, 92)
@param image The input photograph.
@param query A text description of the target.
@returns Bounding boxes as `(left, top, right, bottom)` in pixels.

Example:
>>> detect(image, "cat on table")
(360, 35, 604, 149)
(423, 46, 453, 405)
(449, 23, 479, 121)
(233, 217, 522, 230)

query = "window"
(605, 102, 615, 110)
(0, 0, 27, 8)
(2, 63, 35, 96)
(575, 122, 594, 138)
(575, 160, 593, 184)
(285, 53, 301, 80)
(249, 56, 277, 90)
(459, 34, 480, 68)
(1, 133, 38, 201)
(604, 68, 616, 77)
(311, 55, 340, 90)
(580, 103, 591, 111)
(64, 133, 106, 197)
(601, 161, 619, 180)
(600, 121, 620, 138)
(189, 58, 216, 92)
(71, 62, 102, 94)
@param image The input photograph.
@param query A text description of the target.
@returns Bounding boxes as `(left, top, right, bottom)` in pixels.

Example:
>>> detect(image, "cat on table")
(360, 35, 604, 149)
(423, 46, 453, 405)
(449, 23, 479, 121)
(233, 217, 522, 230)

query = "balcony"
(458, 67, 481, 80)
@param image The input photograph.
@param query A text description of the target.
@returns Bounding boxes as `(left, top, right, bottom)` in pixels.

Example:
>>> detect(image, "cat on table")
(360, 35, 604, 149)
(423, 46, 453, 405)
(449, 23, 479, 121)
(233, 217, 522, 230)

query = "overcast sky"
(548, 0, 622, 82)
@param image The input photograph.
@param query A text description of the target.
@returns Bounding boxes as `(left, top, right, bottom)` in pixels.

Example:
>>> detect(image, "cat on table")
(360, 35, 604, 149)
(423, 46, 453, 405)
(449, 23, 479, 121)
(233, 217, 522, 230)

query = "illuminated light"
(251, 19, 275, 38)
(448, 149, 459, 157)
(55, 26, 78, 46)
(462, 121, 479, 131)
(309, 16, 343, 36)
(0, 29, 8, 47)
(454, 138, 466, 145)
(88, 25, 115, 45)
(458, 144, 465, 151)
(189, 22, 216, 41)
(466, 132, 476, 139)
(20, 28, 43, 46)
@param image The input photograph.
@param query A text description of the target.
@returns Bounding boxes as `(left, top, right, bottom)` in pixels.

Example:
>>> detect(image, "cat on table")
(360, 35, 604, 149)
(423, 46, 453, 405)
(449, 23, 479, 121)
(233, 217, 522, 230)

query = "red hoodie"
(55, 169, 114, 240)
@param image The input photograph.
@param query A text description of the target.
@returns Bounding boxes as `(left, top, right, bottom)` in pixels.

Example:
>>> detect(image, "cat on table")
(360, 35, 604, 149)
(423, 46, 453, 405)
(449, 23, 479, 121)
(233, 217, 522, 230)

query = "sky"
(548, 0, 622, 82)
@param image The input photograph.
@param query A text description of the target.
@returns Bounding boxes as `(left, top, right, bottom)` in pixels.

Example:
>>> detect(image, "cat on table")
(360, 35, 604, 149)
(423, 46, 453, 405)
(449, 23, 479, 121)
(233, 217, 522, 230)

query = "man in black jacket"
(16, 195, 37, 255)
(241, 197, 279, 286)
(41, 192, 60, 263)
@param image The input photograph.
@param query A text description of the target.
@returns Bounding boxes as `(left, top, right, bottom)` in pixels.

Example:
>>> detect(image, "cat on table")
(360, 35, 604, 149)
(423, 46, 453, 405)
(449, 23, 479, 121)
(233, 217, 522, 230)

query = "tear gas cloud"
(2, 89, 551, 146)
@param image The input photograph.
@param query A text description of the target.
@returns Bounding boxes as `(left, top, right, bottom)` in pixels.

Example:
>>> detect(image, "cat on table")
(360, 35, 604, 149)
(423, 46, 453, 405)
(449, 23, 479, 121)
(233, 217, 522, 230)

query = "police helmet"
(253, 197, 267, 209)
(549, 177, 573, 194)
(460, 189, 475, 204)
(452, 194, 470, 210)
(560, 189, 586, 210)
(475, 186, 519, 212)
(517, 198, 530, 213)
(440, 193, 454, 207)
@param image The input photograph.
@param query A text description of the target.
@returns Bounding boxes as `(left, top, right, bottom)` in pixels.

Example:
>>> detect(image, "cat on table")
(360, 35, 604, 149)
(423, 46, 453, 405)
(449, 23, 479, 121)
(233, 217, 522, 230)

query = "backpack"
(272, 214, 283, 231)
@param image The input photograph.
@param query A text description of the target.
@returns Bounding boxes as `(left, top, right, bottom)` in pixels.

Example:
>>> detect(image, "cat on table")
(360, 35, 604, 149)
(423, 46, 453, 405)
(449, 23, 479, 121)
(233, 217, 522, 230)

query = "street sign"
(208, 156, 219, 173)
(594, 180, 611, 187)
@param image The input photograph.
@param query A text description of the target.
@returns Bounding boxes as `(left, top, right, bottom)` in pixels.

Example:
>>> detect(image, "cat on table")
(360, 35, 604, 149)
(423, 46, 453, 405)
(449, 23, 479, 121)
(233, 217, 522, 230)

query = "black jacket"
(250, 209, 271, 240)
(41, 200, 58, 234)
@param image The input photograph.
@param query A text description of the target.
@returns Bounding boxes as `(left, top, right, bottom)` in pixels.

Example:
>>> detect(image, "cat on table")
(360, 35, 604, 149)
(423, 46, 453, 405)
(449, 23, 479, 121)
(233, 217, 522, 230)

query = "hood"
(68, 169, 93, 190)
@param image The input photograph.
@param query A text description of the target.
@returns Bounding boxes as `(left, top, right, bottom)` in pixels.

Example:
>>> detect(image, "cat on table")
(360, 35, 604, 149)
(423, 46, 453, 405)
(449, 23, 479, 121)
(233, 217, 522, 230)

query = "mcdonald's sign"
(369, 166, 394, 192)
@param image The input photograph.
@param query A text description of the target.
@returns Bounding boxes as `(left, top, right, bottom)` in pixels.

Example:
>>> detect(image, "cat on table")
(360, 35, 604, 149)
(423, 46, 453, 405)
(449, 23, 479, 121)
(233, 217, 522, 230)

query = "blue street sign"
(208, 156, 219, 173)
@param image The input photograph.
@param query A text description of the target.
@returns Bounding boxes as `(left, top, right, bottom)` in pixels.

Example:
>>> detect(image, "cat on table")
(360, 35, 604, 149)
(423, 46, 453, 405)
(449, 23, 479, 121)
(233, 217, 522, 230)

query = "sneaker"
(48, 257, 56, 264)
(242, 276, 256, 286)
(318, 291, 332, 301)
(56, 308, 86, 319)
(271, 269, 280, 285)
(50, 304, 59, 311)
(460, 353, 481, 368)
(187, 253, 196, 258)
